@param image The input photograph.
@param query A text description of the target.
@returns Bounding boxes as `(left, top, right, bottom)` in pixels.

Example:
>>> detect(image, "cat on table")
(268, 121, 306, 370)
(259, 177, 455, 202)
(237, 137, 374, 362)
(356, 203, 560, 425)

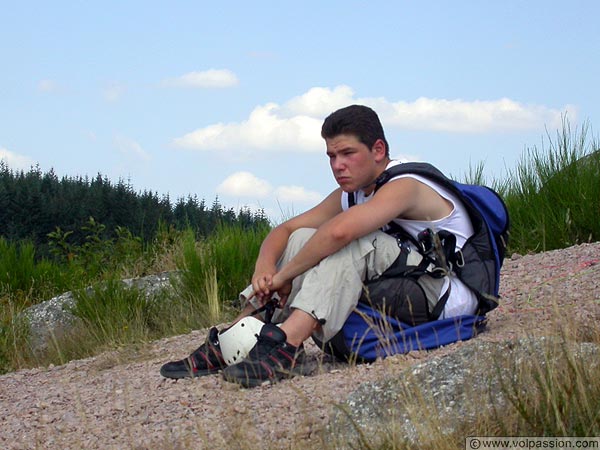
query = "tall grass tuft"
(504, 119, 600, 252)
(18, 280, 171, 366)
(71, 280, 163, 346)
(203, 266, 222, 325)
(0, 221, 268, 372)
(169, 222, 269, 331)
(499, 342, 600, 436)
(202, 221, 270, 302)
(0, 294, 32, 374)
(0, 238, 74, 306)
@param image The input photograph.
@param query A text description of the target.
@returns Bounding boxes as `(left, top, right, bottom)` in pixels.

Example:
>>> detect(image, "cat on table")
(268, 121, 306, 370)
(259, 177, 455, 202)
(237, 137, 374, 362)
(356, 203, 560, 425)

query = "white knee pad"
(218, 316, 265, 365)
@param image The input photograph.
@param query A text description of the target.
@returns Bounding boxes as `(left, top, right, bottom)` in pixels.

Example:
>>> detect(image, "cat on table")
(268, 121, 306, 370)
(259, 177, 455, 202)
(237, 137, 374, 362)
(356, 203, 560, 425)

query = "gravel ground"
(1, 242, 599, 450)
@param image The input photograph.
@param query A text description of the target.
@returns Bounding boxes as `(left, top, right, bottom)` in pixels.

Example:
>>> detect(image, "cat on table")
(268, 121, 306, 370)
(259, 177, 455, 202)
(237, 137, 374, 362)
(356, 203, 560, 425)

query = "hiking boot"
(160, 327, 226, 379)
(222, 323, 305, 388)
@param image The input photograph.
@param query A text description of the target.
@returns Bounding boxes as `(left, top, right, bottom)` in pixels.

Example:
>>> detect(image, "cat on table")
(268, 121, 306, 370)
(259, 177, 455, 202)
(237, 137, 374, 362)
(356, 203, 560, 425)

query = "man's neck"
(361, 158, 391, 196)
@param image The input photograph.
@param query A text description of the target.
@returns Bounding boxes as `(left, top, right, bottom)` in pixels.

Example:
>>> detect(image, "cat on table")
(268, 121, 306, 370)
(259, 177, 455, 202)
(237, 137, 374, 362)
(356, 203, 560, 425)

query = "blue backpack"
(321, 162, 509, 362)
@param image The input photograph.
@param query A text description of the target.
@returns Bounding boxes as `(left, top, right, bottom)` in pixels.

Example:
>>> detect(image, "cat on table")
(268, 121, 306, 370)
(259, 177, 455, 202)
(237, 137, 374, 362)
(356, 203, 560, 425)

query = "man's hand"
(251, 267, 293, 307)
(247, 188, 344, 306)
(251, 267, 275, 302)
(269, 273, 292, 308)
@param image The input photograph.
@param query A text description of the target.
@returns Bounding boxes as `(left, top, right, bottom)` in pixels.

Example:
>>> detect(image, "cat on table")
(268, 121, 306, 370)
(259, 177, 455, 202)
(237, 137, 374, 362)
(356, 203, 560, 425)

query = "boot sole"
(160, 366, 220, 379)
(222, 364, 306, 388)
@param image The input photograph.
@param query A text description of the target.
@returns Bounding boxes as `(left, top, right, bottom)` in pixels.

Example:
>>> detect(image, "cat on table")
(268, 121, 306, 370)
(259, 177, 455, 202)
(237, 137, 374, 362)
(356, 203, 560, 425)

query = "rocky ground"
(1, 242, 599, 450)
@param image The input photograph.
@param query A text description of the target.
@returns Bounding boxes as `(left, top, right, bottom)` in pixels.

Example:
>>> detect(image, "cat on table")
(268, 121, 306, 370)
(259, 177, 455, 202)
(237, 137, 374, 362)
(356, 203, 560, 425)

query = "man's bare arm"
(270, 177, 424, 290)
(251, 188, 343, 299)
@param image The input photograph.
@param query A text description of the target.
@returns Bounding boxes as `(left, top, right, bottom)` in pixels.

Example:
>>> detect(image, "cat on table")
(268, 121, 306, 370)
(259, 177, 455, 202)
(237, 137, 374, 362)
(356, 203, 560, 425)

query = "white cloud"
(274, 185, 324, 204)
(216, 171, 272, 197)
(372, 97, 571, 133)
(216, 172, 323, 205)
(163, 69, 239, 88)
(173, 103, 323, 153)
(215, 172, 325, 220)
(114, 136, 151, 161)
(173, 85, 570, 155)
(284, 85, 356, 117)
(0, 148, 36, 170)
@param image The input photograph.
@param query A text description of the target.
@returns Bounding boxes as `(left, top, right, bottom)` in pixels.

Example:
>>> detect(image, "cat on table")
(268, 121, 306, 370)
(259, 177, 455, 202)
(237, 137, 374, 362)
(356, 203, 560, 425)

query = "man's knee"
(288, 228, 317, 246)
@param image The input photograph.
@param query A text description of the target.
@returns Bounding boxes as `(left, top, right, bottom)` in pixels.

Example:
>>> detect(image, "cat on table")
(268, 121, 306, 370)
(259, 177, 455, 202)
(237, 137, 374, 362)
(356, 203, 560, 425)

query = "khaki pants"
(240, 227, 401, 342)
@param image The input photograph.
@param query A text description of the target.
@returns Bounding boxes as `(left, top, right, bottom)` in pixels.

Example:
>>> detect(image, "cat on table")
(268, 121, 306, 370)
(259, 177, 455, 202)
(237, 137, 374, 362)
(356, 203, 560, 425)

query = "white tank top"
(341, 160, 478, 318)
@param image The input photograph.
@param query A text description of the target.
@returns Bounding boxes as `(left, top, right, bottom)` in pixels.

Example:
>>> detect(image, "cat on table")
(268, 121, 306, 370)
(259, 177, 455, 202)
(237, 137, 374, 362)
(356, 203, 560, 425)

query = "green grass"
(0, 238, 72, 304)
(198, 221, 270, 301)
(0, 295, 31, 373)
(502, 120, 600, 253)
(0, 221, 269, 372)
(167, 221, 269, 330)
(72, 280, 164, 346)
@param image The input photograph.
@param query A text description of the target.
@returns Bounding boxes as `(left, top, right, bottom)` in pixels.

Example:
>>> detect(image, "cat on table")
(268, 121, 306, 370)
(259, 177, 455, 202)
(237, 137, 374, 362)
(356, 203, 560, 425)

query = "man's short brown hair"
(321, 105, 389, 156)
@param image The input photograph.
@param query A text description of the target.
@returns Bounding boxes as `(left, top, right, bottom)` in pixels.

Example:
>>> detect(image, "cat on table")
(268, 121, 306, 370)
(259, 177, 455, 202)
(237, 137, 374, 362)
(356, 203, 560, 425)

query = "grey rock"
(329, 338, 599, 446)
(121, 271, 175, 296)
(23, 272, 177, 354)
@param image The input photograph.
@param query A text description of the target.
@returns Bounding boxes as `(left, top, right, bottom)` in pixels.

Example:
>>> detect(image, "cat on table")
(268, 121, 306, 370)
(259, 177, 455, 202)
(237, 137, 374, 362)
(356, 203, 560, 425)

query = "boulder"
(329, 338, 599, 446)
(23, 272, 176, 354)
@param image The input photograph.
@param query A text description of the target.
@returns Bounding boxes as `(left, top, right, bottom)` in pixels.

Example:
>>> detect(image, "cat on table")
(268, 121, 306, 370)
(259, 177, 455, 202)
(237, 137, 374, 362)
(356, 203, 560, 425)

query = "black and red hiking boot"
(222, 323, 305, 388)
(160, 327, 226, 379)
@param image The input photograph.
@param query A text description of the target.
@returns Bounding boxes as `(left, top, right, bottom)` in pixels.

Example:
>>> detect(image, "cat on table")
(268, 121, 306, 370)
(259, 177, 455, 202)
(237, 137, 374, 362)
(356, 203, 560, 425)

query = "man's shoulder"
(370, 172, 453, 222)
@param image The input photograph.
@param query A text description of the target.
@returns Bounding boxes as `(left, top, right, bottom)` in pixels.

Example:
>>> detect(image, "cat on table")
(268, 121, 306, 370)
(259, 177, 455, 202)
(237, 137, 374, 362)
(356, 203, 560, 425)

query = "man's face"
(325, 134, 382, 193)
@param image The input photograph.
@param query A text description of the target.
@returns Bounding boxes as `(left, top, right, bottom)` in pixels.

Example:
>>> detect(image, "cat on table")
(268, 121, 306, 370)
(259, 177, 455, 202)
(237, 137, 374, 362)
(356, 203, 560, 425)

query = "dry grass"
(319, 304, 600, 450)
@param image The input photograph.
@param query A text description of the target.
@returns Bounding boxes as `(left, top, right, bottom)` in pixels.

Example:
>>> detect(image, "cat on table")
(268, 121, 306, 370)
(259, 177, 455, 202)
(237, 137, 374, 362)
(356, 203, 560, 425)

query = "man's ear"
(372, 139, 387, 162)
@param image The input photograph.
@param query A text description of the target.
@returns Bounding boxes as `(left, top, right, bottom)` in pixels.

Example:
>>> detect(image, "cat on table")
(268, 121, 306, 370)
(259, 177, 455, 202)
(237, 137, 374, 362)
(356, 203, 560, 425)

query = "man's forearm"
(275, 220, 350, 284)
(254, 225, 292, 273)
(274, 201, 389, 284)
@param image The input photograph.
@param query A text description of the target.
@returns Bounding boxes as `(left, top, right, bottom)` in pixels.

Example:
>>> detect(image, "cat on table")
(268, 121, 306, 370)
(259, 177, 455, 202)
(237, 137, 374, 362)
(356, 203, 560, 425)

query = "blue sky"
(1, 1, 599, 221)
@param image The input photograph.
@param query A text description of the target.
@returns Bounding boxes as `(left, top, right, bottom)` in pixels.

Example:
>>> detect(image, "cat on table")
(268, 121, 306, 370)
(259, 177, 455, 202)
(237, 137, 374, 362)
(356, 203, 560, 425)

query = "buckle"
(455, 250, 465, 268)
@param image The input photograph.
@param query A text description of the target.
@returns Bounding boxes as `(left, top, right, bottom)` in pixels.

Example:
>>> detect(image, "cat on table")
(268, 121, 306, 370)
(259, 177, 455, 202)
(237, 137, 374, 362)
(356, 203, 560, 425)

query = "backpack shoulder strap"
(347, 191, 356, 207)
(374, 162, 452, 193)
(347, 162, 444, 209)
(373, 161, 506, 315)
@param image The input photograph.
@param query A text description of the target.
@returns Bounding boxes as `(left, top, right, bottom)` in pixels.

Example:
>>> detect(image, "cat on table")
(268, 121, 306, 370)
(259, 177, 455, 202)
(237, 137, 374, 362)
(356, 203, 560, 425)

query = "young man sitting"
(160, 104, 478, 387)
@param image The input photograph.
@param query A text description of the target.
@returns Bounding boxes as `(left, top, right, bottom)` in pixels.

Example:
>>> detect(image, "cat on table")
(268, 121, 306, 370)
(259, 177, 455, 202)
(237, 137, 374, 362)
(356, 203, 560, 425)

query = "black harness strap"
(346, 172, 460, 320)
(249, 298, 278, 323)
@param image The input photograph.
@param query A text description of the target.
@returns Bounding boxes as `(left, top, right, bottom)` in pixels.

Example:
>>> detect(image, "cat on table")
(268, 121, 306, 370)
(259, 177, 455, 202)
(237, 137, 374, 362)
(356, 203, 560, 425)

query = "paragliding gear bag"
(349, 161, 509, 319)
